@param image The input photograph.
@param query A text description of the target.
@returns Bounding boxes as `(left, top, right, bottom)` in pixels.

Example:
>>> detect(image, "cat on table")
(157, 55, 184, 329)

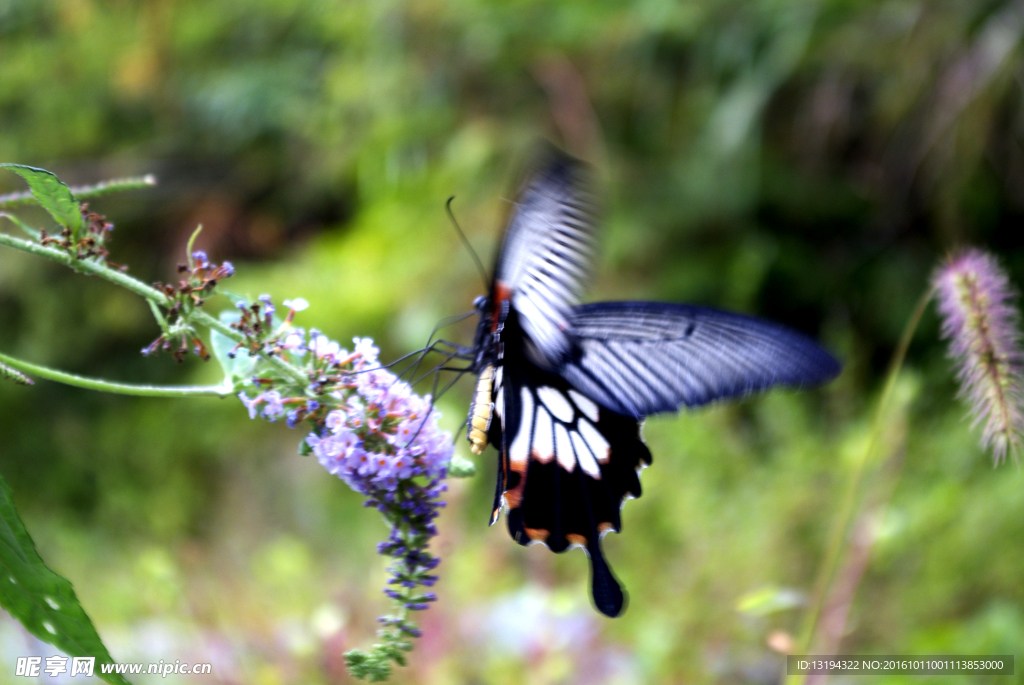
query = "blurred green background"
(1, 0, 1023, 683)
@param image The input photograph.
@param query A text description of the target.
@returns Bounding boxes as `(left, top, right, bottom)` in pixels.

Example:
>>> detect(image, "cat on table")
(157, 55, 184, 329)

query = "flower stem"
(0, 230, 309, 387)
(788, 287, 933, 683)
(0, 232, 170, 305)
(0, 175, 157, 209)
(0, 350, 231, 397)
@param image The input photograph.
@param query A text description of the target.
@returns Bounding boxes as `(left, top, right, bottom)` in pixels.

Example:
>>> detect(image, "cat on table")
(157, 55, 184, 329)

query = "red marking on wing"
(504, 456, 527, 509)
(492, 281, 513, 332)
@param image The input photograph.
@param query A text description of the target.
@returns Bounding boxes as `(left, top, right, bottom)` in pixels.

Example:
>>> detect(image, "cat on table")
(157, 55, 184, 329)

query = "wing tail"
(589, 538, 626, 618)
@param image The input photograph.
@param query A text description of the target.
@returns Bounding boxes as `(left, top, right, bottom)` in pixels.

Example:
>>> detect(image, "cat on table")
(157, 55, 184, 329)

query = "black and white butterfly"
(451, 150, 840, 618)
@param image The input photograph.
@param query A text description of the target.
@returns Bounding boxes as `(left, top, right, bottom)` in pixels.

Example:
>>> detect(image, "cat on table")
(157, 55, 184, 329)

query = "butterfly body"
(467, 364, 495, 455)
(462, 150, 841, 617)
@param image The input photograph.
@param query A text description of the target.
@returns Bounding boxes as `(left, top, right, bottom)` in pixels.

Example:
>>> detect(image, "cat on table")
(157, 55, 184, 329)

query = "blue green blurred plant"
(0, 164, 459, 683)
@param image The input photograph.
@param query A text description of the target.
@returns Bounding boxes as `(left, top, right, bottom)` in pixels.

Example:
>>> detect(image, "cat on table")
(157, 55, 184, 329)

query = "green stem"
(147, 298, 169, 332)
(0, 230, 309, 388)
(789, 287, 933, 681)
(0, 211, 40, 239)
(0, 232, 170, 305)
(0, 175, 157, 209)
(0, 351, 231, 398)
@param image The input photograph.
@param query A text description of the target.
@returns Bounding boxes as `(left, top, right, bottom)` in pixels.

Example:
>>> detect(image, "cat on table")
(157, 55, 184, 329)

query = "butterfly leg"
(401, 339, 473, 384)
(391, 340, 472, 388)
(401, 364, 473, 450)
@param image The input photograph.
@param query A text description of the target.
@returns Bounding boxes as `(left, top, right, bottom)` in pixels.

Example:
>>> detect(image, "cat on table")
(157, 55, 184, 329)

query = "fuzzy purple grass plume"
(932, 248, 1024, 464)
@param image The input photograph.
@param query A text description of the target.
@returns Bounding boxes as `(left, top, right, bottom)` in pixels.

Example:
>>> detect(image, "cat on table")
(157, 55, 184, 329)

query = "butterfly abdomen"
(467, 365, 496, 455)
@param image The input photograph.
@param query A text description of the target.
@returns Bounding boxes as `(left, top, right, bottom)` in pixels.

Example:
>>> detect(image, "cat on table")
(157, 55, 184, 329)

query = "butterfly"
(455, 150, 840, 618)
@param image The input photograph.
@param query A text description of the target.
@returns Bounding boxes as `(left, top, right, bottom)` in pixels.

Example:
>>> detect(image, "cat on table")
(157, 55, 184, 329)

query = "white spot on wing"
(533, 406, 554, 463)
(494, 365, 503, 389)
(495, 384, 504, 419)
(568, 390, 599, 422)
(571, 431, 601, 478)
(554, 423, 574, 471)
(578, 418, 610, 463)
(537, 386, 573, 423)
(509, 387, 533, 467)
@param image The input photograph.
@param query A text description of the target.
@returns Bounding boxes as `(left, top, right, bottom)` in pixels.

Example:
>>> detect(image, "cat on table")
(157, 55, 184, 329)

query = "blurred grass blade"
(0, 165, 82, 238)
(0, 474, 130, 685)
(736, 585, 804, 617)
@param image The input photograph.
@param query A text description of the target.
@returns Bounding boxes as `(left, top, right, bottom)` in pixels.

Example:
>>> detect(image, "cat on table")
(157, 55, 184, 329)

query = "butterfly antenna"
(447, 196, 490, 291)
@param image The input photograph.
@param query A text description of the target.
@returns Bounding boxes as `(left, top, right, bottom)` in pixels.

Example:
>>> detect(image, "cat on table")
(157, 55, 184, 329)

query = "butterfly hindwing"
(491, 317, 651, 617)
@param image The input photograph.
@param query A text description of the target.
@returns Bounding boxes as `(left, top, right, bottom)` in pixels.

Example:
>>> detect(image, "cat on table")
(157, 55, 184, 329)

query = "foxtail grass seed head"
(933, 249, 1024, 464)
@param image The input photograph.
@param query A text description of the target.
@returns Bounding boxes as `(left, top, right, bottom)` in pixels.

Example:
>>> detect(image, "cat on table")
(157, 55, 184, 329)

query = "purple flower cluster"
(307, 375, 452, 494)
(231, 296, 454, 676)
(303, 336, 451, 631)
(933, 248, 1024, 463)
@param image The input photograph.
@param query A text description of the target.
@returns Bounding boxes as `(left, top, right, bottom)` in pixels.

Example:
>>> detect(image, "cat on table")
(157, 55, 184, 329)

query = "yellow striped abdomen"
(467, 365, 495, 455)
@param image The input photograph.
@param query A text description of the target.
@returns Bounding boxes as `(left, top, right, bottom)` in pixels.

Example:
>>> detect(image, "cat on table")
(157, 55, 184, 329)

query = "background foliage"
(1, 0, 1023, 682)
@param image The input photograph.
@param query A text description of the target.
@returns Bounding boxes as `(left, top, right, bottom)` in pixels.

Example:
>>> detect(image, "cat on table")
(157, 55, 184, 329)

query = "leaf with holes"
(0, 164, 82, 239)
(0, 474, 130, 685)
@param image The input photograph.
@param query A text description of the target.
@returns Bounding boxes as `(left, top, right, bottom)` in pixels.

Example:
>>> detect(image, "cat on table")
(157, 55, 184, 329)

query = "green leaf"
(0, 474, 130, 685)
(447, 454, 476, 478)
(0, 165, 82, 238)
(210, 309, 256, 384)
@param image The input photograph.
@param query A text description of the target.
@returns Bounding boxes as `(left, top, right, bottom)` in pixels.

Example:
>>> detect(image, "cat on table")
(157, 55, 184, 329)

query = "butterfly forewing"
(492, 154, 598, 368)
